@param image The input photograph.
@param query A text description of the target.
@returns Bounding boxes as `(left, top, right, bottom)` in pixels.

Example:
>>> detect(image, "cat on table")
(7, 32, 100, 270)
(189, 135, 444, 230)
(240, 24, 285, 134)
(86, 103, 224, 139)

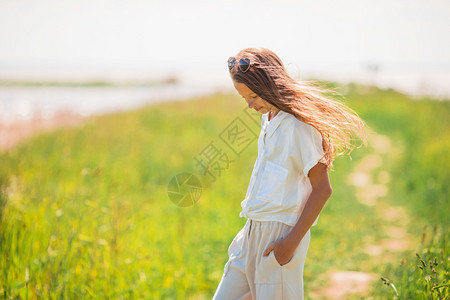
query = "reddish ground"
(0, 111, 85, 152)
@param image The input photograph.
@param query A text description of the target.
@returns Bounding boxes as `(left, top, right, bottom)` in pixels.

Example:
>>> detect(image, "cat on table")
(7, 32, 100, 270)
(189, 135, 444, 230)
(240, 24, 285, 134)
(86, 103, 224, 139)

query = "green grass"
(344, 84, 449, 226)
(0, 85, 448, 298)
(341, 84, 450, 299)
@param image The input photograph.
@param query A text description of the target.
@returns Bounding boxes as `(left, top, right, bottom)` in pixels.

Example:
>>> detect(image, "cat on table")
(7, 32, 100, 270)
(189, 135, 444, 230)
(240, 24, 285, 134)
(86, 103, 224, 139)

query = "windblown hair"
(230, 47, 367, 169)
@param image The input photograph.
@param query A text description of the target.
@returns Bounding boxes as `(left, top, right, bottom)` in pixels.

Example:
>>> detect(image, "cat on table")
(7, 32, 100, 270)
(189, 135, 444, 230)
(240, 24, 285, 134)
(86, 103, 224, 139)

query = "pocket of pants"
(273, 250, 296, 267)
(255, 251, 282, 284)
(280, 230, 311, 269)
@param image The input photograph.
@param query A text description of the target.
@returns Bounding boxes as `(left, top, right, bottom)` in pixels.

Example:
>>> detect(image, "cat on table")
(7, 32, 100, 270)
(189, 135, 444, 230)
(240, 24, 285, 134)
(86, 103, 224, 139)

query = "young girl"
(213, 48, 366, 300)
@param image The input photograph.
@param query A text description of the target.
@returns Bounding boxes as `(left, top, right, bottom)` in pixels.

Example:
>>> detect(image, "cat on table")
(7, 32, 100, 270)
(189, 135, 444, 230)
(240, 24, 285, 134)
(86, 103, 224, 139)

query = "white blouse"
(239, 110, 325, 227)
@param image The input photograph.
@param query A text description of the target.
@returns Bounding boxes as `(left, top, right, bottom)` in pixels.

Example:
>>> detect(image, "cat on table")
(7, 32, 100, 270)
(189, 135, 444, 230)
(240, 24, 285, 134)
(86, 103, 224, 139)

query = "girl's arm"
(263, 162, 332, 265)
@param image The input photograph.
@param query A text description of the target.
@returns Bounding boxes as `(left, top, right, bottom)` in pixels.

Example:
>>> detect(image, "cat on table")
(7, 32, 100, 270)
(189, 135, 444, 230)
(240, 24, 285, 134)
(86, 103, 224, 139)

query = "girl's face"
(233, 81, 278, 114)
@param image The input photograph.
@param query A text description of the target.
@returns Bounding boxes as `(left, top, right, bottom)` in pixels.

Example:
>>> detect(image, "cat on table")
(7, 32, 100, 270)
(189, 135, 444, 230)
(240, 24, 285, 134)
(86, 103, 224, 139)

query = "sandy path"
(312, 132, 410, 299)
(0, 111, 86, 152)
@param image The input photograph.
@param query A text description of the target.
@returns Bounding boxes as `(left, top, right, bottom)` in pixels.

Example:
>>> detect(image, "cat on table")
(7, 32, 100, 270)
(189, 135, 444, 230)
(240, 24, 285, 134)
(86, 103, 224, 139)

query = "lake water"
(1, 66, 449, 125)
(0, 83, 221, 124)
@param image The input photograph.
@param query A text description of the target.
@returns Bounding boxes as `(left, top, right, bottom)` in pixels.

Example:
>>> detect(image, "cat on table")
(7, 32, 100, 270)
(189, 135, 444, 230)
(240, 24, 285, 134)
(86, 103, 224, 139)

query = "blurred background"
(0, 0, 449, 124)
(0, 0, 449, 299)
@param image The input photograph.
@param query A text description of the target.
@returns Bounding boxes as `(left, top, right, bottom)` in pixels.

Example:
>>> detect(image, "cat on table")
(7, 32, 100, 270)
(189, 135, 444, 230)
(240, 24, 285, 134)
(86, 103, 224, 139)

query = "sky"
(0, 0, 449, 93)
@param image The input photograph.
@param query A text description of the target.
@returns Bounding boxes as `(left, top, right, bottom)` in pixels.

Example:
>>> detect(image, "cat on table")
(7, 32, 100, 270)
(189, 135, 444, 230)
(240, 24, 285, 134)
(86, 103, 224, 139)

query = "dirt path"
(0, 111, 85, 152)
(312, 132, 410, 299)
(353, 133, 411, 257)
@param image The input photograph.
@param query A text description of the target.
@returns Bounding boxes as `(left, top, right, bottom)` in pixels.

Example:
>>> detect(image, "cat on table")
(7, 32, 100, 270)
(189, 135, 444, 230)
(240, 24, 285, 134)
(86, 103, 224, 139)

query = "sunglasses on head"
(228, 57, 253, 73)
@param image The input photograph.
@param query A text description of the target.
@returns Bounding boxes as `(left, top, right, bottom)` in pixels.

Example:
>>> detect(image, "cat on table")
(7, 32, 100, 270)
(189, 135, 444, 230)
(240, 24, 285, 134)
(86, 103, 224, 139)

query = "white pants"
(213, 219, 311, 300)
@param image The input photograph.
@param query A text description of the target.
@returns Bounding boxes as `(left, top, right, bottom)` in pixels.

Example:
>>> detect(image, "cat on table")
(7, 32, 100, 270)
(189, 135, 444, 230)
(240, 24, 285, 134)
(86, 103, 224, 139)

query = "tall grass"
(0, 85, 448, 298)
(344, 84, 449, 225)
(342, 84, 450, 299)
(380, 226, 448, 299)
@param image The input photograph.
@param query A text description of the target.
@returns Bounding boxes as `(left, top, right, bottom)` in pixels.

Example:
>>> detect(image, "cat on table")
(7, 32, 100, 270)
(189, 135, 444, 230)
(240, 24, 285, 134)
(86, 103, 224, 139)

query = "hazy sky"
(1, 0, 449, 80)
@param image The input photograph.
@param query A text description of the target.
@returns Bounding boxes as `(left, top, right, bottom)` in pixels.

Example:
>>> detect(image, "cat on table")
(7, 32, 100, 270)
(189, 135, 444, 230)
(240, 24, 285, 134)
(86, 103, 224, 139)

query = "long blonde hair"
(230, 47, 367, 169)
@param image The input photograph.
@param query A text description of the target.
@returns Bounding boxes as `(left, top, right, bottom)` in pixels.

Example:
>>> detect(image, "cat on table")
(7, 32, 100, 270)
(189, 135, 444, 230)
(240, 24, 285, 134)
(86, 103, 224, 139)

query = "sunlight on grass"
(0, 86, 448, 298)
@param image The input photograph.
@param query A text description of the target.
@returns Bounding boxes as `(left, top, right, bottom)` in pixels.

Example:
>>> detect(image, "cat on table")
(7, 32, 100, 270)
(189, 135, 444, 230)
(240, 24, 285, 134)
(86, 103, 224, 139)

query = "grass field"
(0, 83, 448, 299)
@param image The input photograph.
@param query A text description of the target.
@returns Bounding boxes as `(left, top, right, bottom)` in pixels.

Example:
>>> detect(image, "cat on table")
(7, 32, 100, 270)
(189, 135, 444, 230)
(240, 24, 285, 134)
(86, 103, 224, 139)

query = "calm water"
(1, 66, 449, 125)
(0, 83, 219, 124)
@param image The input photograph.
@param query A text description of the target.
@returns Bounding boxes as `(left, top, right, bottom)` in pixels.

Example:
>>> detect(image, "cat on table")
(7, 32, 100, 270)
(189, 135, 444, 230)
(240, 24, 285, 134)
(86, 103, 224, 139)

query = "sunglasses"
(228, 57, 253, 73)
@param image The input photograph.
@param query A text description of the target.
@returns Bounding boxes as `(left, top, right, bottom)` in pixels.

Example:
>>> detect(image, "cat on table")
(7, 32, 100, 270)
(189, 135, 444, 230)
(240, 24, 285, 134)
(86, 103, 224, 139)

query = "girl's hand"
(263, 238, 296, 266)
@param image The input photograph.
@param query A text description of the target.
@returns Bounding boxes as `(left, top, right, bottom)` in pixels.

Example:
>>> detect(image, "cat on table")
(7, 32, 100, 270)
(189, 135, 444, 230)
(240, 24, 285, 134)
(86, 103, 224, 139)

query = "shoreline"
(0, 83, 222, 152)
(1, 79, 447, 152)
(0, 110, 86, 152)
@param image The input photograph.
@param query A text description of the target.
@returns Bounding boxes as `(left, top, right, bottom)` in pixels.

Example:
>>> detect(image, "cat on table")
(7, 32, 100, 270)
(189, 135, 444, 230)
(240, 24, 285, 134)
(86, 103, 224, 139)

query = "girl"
(213, 48, 366, 300)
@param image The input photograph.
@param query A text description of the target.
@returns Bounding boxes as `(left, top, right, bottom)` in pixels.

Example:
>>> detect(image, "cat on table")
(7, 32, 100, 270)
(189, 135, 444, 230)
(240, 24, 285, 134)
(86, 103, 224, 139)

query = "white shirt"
(239, 110, 325, 227)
